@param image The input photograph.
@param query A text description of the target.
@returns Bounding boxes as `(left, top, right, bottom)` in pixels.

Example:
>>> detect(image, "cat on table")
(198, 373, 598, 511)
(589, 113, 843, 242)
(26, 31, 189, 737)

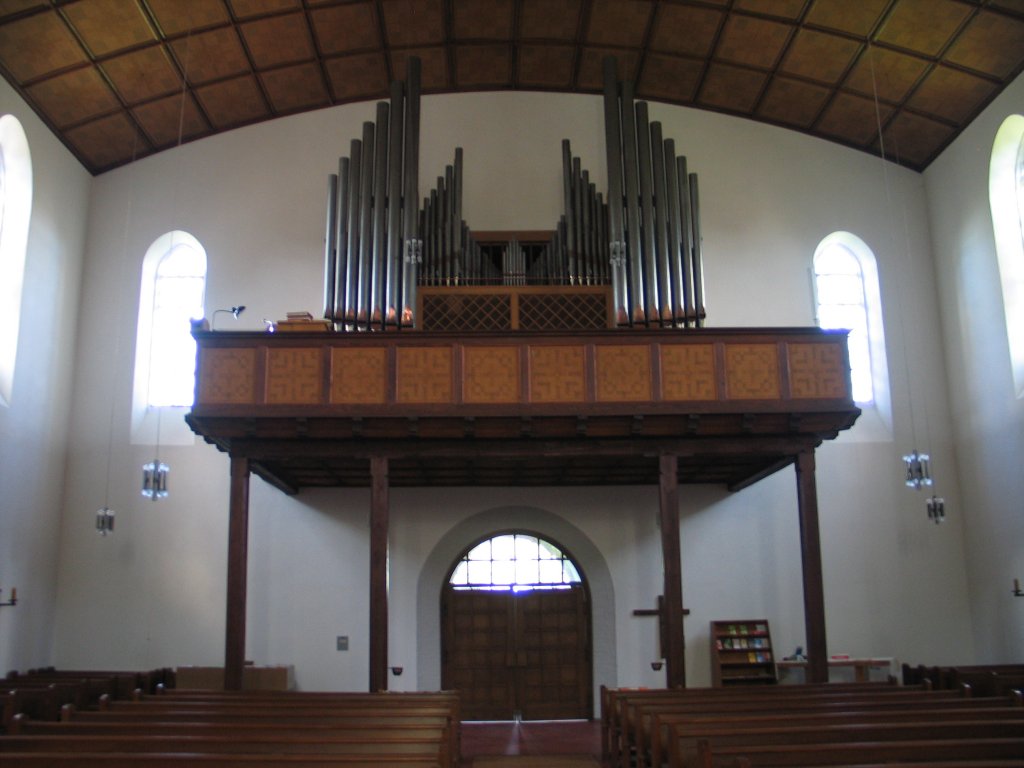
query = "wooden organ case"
(187, 57, 860, 694)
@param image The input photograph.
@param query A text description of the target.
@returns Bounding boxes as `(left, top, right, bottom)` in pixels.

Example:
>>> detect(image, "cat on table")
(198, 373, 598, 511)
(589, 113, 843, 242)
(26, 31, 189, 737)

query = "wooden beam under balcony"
(186, 326, 859, 491)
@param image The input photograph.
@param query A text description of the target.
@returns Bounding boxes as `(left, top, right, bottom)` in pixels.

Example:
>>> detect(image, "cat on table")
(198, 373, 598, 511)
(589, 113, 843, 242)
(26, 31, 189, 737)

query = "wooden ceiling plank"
(1, 0, 1021, 173)
(0, 9, 88, 83)
(62, 0, 158, 58)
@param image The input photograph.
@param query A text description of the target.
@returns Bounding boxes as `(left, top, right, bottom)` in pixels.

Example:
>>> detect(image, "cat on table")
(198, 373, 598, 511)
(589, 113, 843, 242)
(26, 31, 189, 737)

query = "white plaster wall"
(0, 77, 90, 673)
(924, 72, 1024, 661)
(51, 90, 975, 689)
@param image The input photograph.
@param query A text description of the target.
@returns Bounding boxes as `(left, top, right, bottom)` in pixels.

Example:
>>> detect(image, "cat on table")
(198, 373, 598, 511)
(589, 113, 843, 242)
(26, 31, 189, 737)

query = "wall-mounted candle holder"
(0, 587, 17, 607)
(390, 666, 403, 676)
(1013, 579, 1023, 597)
(650, 661, 664, 671)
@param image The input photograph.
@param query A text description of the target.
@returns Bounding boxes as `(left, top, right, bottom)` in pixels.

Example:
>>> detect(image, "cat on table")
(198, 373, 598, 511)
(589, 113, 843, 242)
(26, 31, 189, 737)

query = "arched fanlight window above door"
(447, 532, 582, 592)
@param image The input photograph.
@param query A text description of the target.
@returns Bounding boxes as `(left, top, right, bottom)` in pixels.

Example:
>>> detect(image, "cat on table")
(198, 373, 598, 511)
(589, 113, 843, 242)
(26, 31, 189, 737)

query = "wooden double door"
(441, 584, 591, 720)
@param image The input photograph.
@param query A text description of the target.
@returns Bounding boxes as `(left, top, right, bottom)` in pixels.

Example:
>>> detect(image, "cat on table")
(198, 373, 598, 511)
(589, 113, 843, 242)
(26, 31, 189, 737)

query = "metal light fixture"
(903, 450, 932, 489)
(867, 45, 947, 523)
(212, 305, 246, 330)
(142, 460, 169, 500)
(926, 495, 945, 524)
(95, 506, 115, 535)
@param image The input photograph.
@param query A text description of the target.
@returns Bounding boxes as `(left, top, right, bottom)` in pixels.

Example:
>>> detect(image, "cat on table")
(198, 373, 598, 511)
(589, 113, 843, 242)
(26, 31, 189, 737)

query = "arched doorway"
(441, 531, 592, 720)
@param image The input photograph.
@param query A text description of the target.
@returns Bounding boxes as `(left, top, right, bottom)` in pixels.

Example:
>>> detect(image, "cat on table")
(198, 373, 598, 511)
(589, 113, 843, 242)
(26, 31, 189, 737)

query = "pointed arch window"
(134, 231, 207, 411)
(0, 114, 33, 407)
(813, 233, 888, 406)
(990, 115, 1024, 397)
(448, 533, 582, 592)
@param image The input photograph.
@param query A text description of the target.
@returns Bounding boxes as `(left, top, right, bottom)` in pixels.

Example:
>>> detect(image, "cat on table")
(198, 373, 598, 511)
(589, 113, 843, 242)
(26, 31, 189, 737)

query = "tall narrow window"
(990, 115, 1024, 397)
(133, 232, 207, 414)
(0, 115, 33, 406)
(813, 233, 887, 406)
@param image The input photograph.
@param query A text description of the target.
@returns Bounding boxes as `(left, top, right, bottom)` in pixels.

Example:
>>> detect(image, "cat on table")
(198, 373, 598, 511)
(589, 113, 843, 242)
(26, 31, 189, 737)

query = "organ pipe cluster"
(321, 54, 706, 330)
(601, 56, 705, 327)
(323, 58, 421, 329)
(555, 140, 610, 287)
(419, 148, 474, 285)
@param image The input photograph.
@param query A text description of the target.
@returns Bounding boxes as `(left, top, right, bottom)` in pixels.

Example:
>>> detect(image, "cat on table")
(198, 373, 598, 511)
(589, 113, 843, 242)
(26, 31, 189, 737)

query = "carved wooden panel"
(724, 343, 780, 399)
(660, 343, 717, 401)
(330, 347, 388, 404)
(464, 346, 521, 403)
(595, 345, 652, 402)
(266, 347, 322, 404)
(788, 342, 848, 398)
(519, 293, 608, 331)
(529, 345, 586, 403)
(396, 347, 453, 403)
(198, 347, 257, 404)
(422, 293, 511, 331)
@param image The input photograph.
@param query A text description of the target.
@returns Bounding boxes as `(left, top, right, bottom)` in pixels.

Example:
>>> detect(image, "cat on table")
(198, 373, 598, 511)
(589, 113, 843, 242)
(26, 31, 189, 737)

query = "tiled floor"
(460, 719, 603, 766)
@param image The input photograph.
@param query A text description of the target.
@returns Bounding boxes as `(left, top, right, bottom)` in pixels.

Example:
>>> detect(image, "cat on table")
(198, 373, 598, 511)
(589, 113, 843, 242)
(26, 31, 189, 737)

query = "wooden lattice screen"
(418, 286, 612, 332)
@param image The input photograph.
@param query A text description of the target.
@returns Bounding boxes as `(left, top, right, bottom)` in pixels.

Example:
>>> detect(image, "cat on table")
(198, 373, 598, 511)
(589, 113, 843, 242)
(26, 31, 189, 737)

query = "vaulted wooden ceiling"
(1, 0, 1022, 175)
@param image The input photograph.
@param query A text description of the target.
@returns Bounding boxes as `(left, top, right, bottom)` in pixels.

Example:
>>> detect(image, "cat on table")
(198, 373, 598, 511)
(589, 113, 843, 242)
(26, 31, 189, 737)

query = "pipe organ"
(322, 56, 705, 331)
(323, 58, 421, 329)
(601, 56, 705, 327)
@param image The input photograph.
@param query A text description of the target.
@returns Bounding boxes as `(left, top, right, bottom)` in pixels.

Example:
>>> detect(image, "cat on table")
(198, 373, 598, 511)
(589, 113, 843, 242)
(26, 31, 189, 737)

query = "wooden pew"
(0, 755, 443, 767)
(8, 667, 170, 698)
(2, 680, 459, 767)
(2, 668, 170, 729)
(0, 732, 451, 764)
(696, 737, 1024, 767)
(903, 663, 1024, 696)
(10, 716, 449, 739)
(56, 692, 460, 767)
(666, 720, 1024, 768)
(643, 696, 1019, 768)
(602, 683, 901, 764)
(648, 703, 1024, 768)
(606, 684, 969, 768)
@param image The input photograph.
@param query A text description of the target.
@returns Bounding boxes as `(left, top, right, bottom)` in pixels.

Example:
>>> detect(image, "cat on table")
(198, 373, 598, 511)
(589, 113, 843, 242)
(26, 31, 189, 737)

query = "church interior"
(1, 0, 1023, 765)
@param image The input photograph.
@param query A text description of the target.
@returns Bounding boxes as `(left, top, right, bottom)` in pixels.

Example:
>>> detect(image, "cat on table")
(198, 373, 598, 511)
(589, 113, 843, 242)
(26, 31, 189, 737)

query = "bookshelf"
(710, 619, 777, 686)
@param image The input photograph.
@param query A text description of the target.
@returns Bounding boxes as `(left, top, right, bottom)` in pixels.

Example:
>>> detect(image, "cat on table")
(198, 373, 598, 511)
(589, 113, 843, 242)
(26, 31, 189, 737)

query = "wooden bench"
(647, 703, 1024, 768)
(903, 663, 1024, 695)
(602, 682, 915, 759)
(0, 754, 443, 767)
(606, 685, 974, 768)
(601, 684, 863, 761)
(0, 732, 450, 763)
(54, 692, 460, 767)
(667, 719, 1024, 768)
(2, 668, 170, 728)
(697, 737, 1024, 767)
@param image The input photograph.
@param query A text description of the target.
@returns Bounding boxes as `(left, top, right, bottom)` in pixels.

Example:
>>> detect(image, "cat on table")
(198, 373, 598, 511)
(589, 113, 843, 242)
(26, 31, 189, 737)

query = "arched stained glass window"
(990, 115, 1024, 397)
(448, 533, 582, 592)
(134, 231, 207, 410)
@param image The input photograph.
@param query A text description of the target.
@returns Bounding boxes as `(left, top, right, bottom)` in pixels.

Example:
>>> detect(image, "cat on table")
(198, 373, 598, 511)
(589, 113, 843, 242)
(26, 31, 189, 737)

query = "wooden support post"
(369, 456, 389, 692)
(225, 456, 250, 691)
(659, 454, 686, 688)
(796, 448, 828, 684)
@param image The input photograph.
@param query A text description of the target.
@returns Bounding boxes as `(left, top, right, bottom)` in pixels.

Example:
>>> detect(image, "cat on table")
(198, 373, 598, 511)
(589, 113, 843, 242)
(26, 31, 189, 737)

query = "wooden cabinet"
(710, 620, 776, 686)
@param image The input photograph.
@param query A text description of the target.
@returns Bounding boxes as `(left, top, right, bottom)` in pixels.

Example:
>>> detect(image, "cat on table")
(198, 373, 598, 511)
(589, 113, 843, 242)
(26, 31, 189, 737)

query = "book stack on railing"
(276, 311, 331, 332)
